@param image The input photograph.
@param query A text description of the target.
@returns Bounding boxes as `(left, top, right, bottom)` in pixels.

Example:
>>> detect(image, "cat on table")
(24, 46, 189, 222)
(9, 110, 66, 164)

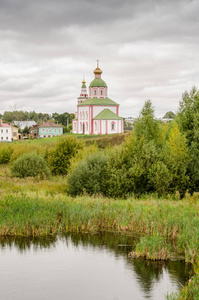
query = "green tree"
(163, 111, 176, 119)
(176, 86, 199, 145)
(23, 126, 30, 134)
(134, 100, 162, 145)
(47, 136, 83, 175)
(176, 87, 199, 193)
(165, 121, 189, 195)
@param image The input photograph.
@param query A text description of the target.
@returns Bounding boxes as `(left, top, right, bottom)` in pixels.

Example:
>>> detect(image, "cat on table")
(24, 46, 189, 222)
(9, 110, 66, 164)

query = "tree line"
(1, 110, 75, 126)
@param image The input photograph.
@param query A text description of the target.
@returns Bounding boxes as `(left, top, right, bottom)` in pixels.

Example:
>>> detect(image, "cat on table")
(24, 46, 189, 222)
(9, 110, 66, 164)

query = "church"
(72, 62, 123, 135)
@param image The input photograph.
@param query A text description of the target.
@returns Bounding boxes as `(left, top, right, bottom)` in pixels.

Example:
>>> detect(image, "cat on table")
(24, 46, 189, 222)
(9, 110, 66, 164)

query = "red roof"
(0, 123, 11, 127)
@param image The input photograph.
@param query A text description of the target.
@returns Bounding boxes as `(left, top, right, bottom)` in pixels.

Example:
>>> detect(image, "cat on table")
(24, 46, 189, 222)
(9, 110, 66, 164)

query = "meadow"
(1, 93, 199, 298)
(0, 162, 198, 299)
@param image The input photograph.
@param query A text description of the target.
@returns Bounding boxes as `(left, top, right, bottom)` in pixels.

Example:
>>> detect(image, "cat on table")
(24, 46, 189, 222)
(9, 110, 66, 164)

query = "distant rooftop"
(13, 121, 37, 130)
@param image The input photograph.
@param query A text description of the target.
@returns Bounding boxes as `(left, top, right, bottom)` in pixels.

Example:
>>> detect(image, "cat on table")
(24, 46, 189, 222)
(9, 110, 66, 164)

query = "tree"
(133, 100, 162, 145)
(163, 111, 176, 119)
(165, 121, 189, 195)
(23, 126, 30, 134)
(52, 112, 71, 126)
(176, 86, 199, 145)
(47, 136, 83, 175)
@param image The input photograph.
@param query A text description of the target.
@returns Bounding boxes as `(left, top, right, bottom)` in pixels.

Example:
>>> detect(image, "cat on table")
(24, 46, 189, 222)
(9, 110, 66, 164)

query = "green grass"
(0, 192, 198, 263)
(0, 163, 198, 299)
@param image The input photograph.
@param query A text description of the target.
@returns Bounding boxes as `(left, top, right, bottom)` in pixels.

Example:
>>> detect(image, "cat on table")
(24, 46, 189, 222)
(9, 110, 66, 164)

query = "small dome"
(94, 60, 102, 75)
(82, 77, 86, 88)
(94, 66, 102, 75)
(89, 78, 107, 87)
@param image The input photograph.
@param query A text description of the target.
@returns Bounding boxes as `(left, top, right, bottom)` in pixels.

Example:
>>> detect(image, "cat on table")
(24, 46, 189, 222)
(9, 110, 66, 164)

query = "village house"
(29, 121, 63, 139)
(72, 62, 123, 134)
(0, 119, 19, 142)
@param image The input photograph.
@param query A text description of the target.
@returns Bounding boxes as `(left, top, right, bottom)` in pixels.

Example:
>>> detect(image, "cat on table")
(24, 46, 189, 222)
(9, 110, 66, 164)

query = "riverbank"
(0, 192, 198, 299)
(0, 193, 198, 261)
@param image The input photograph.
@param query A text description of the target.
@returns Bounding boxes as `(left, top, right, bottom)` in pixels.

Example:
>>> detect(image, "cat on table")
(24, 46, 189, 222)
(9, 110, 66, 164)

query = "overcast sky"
(0, 0, 198, 118)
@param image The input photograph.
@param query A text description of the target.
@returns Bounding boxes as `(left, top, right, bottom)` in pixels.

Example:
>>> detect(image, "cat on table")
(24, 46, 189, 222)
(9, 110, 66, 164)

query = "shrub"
(67, 152, 108, 196)
(0, 144, 13, 164)
(47, 136, 83, 175)
(10, 143, 47, 163)
(68, 144, 99, 174)
(11, 152, 51, 179)
(102, 146, 132, 198)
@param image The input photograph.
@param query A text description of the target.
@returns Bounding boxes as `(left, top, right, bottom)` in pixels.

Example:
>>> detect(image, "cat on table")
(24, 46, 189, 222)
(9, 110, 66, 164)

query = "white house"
(72, 63, 123, 135)
(0, 120, 12, 142)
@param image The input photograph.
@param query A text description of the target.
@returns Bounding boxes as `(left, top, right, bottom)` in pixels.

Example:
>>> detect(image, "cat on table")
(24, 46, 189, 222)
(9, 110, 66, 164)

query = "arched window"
(95, 122, 97, 131)
(86, 123, 88, 131)
(94, 90, 97, 95)
(111, 122, 115, 130)
(101, 90, 103, 95)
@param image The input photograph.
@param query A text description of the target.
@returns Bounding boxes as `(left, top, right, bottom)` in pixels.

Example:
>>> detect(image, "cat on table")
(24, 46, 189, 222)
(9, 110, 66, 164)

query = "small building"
(72, 62, 123, 134)
(29, 124, 39, 139)
(29, 121, 63, 139)
(0, 120, 12, 142)
(12, 126, 20, 141)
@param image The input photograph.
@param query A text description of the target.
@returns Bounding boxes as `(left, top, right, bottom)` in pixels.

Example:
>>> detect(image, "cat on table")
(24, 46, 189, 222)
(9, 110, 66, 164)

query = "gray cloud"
(0, 0, 198, 117)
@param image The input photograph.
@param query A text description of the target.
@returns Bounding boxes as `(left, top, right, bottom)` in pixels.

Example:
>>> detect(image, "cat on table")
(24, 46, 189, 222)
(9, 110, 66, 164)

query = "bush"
(102, 146, 132, 198)
(47, 136, 83, 175)
(0, 144, 13, 164)
(11, 152, 51, 179)
(67, 152, 108, 196)
(10, 143, 47, 163)
(68, 144, 99, 174)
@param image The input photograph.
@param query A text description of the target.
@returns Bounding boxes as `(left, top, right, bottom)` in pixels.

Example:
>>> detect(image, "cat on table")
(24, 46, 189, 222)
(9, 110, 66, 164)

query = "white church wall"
(93, 106, 117, 118)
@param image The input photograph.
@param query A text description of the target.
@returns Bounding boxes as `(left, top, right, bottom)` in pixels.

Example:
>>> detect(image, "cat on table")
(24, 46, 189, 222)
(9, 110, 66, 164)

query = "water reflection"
(0, 233, 194, 300)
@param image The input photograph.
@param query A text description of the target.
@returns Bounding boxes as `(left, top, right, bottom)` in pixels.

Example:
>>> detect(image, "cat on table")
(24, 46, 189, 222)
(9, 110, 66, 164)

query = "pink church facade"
(72, 63, 123, 135)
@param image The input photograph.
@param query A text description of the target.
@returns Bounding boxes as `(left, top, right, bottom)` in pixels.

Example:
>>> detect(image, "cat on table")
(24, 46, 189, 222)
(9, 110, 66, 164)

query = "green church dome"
(89, 78, 107, 87)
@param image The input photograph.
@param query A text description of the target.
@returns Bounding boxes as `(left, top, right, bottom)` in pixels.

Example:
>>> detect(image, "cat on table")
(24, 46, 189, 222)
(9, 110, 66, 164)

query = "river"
(0, 233, 193, 300)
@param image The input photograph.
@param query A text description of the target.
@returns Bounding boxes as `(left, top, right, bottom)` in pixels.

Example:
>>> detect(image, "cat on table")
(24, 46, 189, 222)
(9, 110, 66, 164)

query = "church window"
(6, 129, 8, 133)
(86, 123, 88, 130)
(74, 123, 76, 131)
(1, 137, 3, 140)
(101, 90, 103, 95)
(1, 129, 3, 133)
(95, 122, 97, 131)
(94, 90, 97, 95)
(111, 122, 115, 130)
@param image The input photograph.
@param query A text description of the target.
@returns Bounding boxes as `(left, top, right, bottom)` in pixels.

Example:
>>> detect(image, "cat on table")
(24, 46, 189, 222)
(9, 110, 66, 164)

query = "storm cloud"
(0, 0, 198, 117)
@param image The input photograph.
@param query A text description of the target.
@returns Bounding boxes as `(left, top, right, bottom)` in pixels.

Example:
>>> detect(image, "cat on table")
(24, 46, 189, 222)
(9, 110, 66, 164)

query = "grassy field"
(17, 132, 128, 144)
(0, 163, 198, 299)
